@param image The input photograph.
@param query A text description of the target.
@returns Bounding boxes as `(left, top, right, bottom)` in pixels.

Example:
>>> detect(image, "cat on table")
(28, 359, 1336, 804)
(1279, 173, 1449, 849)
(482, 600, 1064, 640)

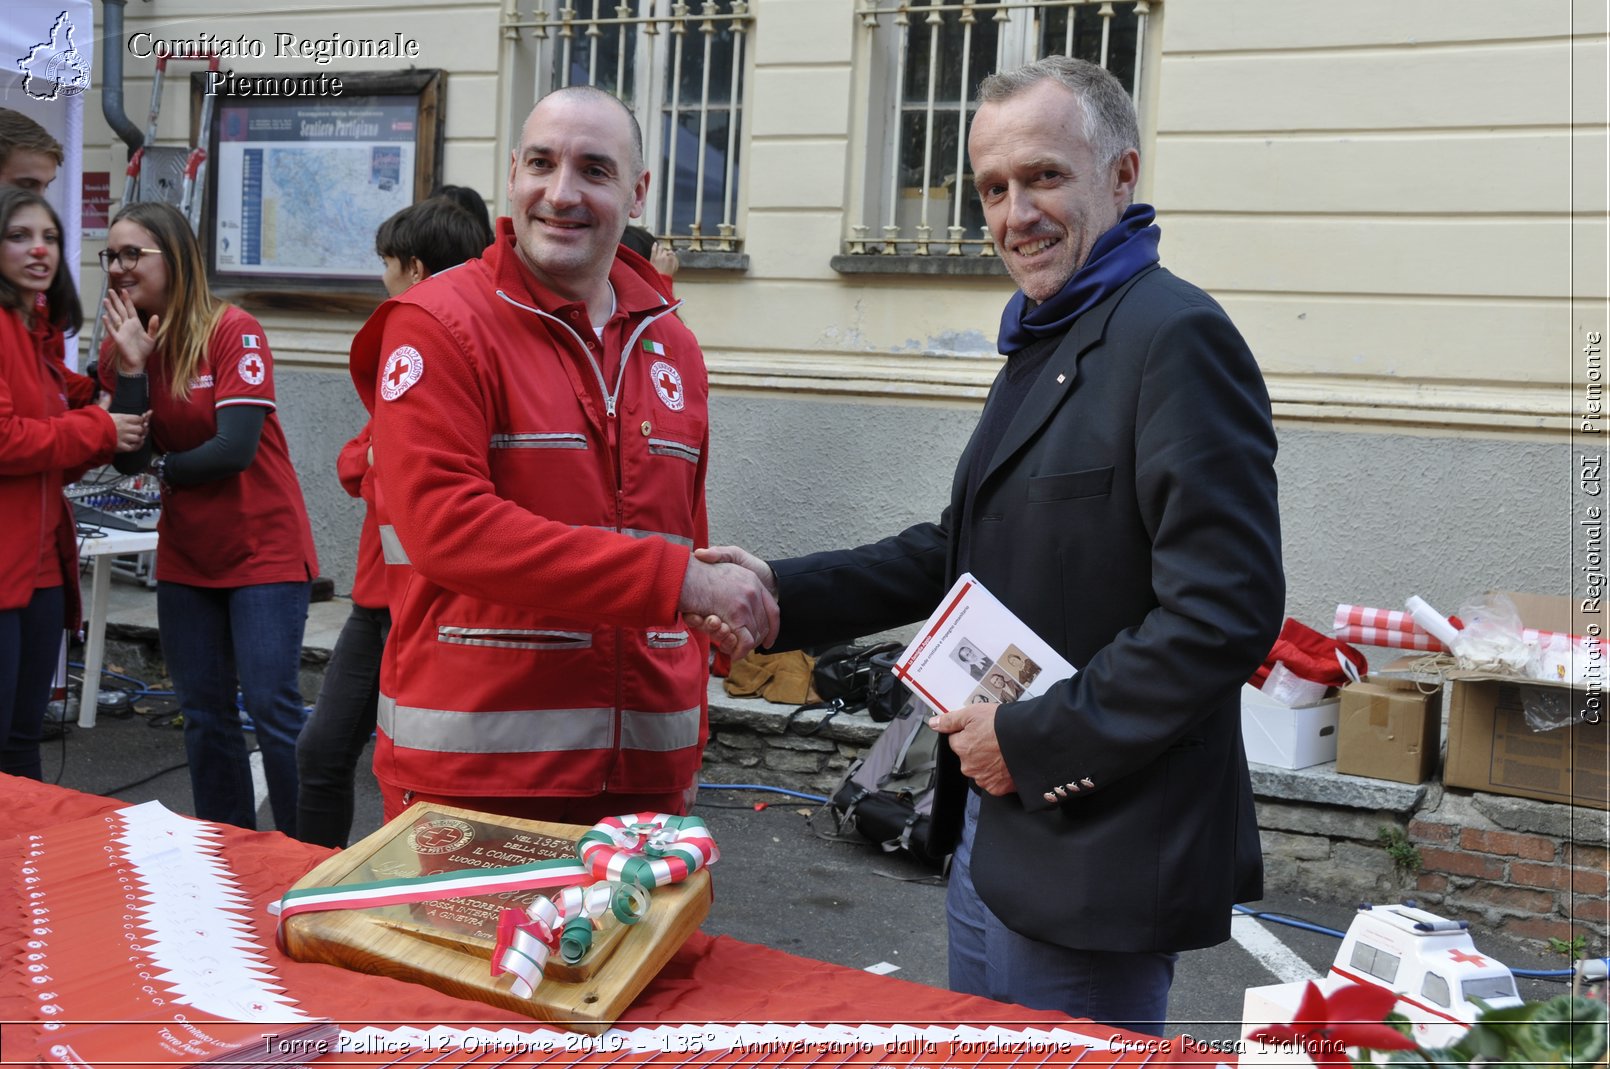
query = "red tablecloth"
(1, 776, 1174, 1065)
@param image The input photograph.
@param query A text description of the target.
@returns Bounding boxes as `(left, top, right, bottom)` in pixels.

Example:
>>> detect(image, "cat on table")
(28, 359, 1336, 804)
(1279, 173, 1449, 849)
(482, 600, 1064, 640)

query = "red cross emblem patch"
(381, 345, 424, 401)
(650, 359, 684, 412)
(237, 353, 265, 386)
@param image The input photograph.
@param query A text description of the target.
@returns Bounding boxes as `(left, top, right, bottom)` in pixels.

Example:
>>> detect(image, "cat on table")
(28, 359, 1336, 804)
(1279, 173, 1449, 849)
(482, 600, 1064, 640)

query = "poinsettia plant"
(1247, 981, 1608, 1066)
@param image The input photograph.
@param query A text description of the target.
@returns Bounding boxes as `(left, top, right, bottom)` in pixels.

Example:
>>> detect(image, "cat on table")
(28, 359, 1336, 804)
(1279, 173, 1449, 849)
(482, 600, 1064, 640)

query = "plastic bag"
(1450, 592, 1533, 676)
(1452, 593, 1575, 731)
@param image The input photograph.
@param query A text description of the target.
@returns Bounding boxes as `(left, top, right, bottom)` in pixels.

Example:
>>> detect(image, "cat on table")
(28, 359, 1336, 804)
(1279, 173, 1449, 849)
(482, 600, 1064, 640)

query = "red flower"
(1248, 981, 1420, 1066)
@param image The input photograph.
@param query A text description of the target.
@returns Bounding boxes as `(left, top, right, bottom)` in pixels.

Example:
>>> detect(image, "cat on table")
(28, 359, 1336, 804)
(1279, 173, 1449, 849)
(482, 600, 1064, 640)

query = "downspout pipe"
(100, 0, 144, 152)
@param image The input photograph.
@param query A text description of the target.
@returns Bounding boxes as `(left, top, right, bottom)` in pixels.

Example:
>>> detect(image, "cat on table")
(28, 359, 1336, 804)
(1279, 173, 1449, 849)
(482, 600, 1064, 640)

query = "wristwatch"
(149, 453, 169, 488)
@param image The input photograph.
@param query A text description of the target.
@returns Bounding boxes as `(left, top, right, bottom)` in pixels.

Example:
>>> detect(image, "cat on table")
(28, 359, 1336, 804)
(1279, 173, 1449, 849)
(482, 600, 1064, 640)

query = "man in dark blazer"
(696, 58, 1283, 1033)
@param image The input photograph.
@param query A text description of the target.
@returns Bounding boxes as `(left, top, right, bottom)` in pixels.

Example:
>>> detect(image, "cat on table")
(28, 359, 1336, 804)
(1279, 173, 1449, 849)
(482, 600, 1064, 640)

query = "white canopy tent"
(3, 0, 96, 363)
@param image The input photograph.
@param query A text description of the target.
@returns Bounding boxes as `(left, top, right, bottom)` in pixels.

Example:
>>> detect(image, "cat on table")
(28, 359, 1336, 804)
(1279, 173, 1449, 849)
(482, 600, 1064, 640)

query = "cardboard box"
(1441, 593, 1608, 809)
(1241, 684, 1339, 769)
(1336, 679, 1442, 784)
(1444, 679, 1607, 809)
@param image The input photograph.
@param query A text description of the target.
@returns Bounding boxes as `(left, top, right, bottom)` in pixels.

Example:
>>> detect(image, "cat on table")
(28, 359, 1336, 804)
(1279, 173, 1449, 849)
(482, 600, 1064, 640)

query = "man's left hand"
(928, 703, 1015, 796)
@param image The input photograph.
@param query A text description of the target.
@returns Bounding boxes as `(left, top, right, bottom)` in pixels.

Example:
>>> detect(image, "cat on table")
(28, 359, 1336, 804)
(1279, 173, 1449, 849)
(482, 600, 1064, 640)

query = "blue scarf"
(996, 203, 1161, 354)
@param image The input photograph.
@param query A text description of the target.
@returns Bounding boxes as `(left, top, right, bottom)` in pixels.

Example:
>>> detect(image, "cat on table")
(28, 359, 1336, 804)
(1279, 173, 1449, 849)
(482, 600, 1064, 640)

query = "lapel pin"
(1056, 373, 1067, 384)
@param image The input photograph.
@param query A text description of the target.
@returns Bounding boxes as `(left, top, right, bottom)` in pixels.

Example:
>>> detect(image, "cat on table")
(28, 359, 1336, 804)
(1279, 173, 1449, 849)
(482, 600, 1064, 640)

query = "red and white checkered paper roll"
(1333, 605, 1447, 651)
(1336, 605, 1582, 654)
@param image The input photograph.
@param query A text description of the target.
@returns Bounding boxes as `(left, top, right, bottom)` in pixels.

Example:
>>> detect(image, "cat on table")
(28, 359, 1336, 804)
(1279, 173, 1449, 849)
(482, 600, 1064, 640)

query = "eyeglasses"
(98, 246, 162, 271)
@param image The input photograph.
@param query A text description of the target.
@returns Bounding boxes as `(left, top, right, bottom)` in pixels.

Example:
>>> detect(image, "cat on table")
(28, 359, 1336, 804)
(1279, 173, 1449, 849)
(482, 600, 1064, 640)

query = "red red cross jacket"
(0, 308, 115, 621)
(349, 221, 711, 799)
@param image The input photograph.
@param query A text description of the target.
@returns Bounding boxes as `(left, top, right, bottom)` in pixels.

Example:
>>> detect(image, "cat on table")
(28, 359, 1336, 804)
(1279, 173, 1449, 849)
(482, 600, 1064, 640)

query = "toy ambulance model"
(1326, 902, 1523, 1048)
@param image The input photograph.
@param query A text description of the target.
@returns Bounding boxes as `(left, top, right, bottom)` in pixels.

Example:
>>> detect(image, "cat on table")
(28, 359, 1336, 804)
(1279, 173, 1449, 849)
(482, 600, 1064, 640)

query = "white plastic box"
(1240, 684, 1339, 769)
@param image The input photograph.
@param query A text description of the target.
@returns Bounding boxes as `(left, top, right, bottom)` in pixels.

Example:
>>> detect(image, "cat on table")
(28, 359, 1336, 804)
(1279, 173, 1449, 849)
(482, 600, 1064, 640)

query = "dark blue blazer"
(770, 264, 1285, 954)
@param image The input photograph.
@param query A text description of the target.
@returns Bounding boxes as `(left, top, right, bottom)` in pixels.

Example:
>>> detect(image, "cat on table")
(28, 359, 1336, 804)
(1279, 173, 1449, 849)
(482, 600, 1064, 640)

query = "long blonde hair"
(112, 202, 227, 400)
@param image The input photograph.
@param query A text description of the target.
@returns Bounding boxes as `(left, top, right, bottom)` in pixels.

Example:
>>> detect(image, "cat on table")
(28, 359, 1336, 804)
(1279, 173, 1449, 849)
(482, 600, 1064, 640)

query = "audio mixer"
(67, 472, 161, 532)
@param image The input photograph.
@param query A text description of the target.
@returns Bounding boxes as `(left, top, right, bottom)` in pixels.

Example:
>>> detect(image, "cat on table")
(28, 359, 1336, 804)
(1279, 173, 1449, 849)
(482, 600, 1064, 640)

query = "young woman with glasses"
(0, 188, 146, 780)
(99, 201, 318, 837)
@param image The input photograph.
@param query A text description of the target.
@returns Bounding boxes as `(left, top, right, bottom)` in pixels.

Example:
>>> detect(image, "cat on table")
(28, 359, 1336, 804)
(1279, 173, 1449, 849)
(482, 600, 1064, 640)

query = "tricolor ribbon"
(491, 813, 716, 998)
(491, 881, 652, 998)
(578, 812, 720, 887)
(276, 813, 716, 1001)
(275, 856, 591, 932)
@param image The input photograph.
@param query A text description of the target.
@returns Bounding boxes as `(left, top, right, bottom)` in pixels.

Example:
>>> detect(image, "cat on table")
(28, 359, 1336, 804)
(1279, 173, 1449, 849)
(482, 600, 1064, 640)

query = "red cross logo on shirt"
(1448, 949, 1488, 967)
(236, 352, 266, 386)
(649, 359, 685, 412)
(388, 357, 411, 388)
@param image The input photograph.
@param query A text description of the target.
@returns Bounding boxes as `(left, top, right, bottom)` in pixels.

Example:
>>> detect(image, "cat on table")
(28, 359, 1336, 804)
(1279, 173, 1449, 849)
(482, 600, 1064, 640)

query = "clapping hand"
(101, 289, 158, 373)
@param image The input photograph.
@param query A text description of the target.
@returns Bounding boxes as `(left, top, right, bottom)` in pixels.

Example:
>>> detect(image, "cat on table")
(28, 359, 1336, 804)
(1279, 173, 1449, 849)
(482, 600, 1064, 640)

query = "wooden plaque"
(281, 803, 711, 1033)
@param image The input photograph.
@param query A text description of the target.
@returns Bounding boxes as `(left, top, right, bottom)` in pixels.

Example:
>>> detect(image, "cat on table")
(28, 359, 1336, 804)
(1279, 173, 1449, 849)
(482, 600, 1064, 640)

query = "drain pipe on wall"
(100, 0, 144, 155)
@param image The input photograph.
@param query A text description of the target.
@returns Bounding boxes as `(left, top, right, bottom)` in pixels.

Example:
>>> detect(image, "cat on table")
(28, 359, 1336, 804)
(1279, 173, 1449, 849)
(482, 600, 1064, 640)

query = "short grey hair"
(976, 57, 1139, 169)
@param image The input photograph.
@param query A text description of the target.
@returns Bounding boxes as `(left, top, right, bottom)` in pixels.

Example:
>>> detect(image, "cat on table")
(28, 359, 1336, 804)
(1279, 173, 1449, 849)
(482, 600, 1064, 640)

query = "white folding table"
(75, 527, 159, 728)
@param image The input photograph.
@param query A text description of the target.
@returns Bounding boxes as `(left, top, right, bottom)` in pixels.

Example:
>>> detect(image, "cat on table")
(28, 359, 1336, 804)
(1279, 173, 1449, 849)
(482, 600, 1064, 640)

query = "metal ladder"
(86, 52, 221, 363)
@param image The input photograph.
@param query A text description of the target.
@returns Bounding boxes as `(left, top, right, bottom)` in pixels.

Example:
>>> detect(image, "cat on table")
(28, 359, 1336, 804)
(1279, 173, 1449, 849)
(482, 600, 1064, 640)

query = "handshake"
(677, 545, 778, 661)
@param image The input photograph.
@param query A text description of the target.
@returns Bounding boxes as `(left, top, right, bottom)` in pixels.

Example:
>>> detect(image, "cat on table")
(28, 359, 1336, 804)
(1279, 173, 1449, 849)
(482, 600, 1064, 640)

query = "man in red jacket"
(351, 87, 775, 824)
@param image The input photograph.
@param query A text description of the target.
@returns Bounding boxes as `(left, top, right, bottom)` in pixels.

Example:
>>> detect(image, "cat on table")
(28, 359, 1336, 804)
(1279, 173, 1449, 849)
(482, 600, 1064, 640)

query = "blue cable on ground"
(1231, 903, 1604, 979)
(1232, 903, 1347, 939)
(1511, 959, 1610, 980)
(703, 782, 830, 804)
(67, 661, 175, 700)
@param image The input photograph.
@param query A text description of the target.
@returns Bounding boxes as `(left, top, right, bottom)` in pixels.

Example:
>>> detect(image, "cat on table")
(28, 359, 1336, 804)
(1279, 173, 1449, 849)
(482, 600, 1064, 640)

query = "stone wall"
(703, 690, 882, 798)
(1248, 760, 1607, 949)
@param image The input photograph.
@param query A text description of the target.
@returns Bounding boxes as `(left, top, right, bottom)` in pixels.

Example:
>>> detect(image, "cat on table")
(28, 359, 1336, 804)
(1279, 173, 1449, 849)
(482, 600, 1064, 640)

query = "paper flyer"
(893, 572, 1076, 714)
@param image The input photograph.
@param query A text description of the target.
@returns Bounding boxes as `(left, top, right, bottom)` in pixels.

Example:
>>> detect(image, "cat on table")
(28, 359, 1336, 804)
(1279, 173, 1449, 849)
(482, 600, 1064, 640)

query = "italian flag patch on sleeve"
(643, 339, 666, 356)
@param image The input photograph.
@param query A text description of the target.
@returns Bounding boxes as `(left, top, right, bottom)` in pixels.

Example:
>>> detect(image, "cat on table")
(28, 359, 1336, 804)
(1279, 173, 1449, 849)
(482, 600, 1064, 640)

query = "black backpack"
(827, 694, 945, 865)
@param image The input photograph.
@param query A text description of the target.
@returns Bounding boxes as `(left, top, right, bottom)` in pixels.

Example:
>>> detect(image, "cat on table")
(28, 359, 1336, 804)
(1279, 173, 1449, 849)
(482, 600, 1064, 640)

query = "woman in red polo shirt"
(0, 188, 145, 781)
(100, 202, 317, 836)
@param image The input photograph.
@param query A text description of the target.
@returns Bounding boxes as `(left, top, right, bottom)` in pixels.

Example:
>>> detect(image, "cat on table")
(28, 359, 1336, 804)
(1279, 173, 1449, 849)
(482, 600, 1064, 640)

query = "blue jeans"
(158, 580, 309, 835)
(296, 603, 389, 848)
(0, 586, 65, 781)
(947, 791, 1177, 1035)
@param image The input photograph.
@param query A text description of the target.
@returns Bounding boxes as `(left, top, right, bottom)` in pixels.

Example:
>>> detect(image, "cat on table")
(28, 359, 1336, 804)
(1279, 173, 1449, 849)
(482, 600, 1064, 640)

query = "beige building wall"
(67, 1, 1604, 622)
(1153, 0, 1606, 436)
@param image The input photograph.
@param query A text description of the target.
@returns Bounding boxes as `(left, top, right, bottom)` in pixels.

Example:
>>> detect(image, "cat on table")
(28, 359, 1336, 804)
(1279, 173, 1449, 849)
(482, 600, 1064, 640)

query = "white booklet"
(892, 572, 1077, 714)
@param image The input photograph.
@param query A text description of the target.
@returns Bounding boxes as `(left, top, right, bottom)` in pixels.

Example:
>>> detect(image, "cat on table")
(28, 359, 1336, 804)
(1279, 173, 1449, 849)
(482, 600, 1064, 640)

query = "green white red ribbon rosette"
(578, 812, 718, 887)
(274, 812, 717, 1000)
(491, 813, 718, 997)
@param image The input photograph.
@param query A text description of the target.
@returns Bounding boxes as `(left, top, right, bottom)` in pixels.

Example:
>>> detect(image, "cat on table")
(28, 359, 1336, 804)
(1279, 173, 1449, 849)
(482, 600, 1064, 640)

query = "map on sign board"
(212, 99, 417, 278)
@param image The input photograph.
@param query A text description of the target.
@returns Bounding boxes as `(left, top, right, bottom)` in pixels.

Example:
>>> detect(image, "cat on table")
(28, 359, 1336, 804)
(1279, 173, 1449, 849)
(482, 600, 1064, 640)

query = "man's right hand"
(678, 554, 779, 661)
(692, 545, 778, 598)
